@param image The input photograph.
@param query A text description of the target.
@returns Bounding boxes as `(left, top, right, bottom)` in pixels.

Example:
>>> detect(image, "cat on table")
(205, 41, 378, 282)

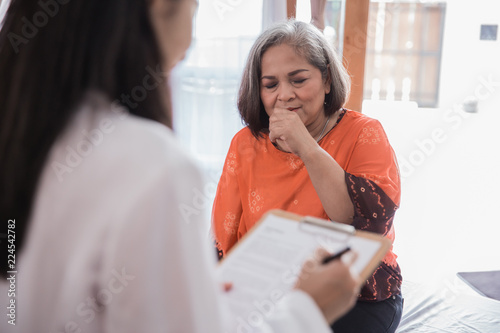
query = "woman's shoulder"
(230, 126, 265, 146)
(49, 99, 198, 185)
(233, 126, 256, 139)
(335, 109, 384, 134)
(101, 110, 191, 169)
(107, 111, 197, 177)
(342, 109, 381, 126)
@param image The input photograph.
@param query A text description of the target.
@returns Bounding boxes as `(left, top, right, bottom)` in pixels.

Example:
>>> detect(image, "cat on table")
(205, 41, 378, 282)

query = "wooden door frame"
(342, 0, 370, 112)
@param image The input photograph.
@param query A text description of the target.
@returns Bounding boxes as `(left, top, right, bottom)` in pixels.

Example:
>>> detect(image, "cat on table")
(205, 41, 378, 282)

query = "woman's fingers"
(268, 110, 311, 155)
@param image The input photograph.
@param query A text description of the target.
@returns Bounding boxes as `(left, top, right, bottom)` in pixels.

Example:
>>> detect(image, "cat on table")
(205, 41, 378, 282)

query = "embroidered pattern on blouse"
(286, 155, 303, 170)
(345, 172, 402, 301)
(223, 211, 237, 235)
(248, 189, 264, 214)
(357, 126, 382, 145)
(357, 173, 388, 187)
(225, 152, 237, 174)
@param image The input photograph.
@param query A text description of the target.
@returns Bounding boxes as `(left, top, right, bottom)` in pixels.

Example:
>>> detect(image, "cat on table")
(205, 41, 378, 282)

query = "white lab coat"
(0, 97, 331, 333)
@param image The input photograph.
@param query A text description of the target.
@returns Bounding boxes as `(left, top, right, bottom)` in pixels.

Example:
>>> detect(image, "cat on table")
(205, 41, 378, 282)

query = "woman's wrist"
(298, 143, 323, 163)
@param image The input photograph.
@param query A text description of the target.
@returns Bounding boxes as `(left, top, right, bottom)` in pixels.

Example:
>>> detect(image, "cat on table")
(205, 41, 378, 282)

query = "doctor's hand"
(294, 248, 360, 324)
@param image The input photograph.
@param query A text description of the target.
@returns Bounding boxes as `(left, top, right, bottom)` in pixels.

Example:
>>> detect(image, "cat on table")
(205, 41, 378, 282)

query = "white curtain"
(171, 0, 265, 178)
(169, 1, 266, 230)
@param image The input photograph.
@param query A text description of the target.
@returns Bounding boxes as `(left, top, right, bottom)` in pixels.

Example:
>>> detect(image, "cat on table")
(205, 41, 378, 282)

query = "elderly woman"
(212, 21, 403, 332)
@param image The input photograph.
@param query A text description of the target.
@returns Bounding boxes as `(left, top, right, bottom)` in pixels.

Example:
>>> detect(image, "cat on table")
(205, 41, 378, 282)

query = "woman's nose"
(277, 83, 295, 102)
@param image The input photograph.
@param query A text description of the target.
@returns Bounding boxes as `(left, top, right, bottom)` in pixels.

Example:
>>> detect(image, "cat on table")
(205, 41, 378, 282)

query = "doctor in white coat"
(0, 0, 359, 332)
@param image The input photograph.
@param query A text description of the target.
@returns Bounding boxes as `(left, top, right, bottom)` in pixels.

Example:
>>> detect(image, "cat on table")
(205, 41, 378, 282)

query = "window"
(364, 1, 446, 107)
(171, 1, 263, 175)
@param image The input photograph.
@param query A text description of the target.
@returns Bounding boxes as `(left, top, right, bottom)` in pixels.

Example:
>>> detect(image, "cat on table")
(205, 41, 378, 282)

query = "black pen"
(322, 247, 351, 265)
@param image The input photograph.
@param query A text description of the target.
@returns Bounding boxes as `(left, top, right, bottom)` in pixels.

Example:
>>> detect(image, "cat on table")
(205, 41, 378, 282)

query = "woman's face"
(260, 43, 331, 131)
(149, 0, 198, 71)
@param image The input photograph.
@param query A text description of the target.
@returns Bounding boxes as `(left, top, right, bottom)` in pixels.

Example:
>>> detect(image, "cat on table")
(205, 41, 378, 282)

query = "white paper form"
(216, 212, 385, 330)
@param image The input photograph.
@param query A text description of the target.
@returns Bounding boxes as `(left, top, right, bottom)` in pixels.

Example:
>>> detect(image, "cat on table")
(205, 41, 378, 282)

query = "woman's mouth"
(287, 107, 299, 112)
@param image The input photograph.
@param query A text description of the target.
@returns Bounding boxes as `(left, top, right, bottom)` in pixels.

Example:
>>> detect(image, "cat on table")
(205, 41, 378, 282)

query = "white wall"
(439, 0, 500, 109)
(364, 0, 500, 284)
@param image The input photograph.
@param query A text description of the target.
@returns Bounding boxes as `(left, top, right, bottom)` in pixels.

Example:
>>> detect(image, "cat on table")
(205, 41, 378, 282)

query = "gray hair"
(238, 20, 351, 137)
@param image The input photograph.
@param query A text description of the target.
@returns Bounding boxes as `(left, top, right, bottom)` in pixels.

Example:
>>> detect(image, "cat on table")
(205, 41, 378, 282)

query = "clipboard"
(218, 209, 391, 282)
(215, 209, 391, 327)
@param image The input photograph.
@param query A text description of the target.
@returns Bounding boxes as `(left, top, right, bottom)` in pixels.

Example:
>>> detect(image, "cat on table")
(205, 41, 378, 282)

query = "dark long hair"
(0, 0, 175, 277)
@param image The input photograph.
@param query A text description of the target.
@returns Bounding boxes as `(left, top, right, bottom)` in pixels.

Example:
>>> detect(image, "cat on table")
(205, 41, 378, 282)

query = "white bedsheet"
(397, 278, 500, 332)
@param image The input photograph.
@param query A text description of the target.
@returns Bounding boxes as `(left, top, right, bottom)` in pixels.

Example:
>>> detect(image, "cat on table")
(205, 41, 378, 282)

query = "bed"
(397, 275, 500, 332)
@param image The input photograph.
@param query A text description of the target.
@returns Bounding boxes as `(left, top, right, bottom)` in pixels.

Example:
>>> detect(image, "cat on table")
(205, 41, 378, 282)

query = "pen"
(322, 247, 351, 265)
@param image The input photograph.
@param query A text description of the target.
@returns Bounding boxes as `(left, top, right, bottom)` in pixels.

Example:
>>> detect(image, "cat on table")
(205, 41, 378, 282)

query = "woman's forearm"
(299, 145, 354, 224)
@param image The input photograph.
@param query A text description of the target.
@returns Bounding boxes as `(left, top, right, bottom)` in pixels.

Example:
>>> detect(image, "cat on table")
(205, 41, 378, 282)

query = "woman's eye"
(293, 79, 306, 84)
(264, 83, 277, 89)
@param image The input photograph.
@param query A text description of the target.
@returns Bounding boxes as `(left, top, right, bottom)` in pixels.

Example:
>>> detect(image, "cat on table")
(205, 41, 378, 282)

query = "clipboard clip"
(300, 216, 355, 235)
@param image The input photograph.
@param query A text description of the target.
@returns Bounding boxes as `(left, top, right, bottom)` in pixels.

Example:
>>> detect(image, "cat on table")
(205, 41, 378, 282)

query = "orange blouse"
(212, 109, 402, 301)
